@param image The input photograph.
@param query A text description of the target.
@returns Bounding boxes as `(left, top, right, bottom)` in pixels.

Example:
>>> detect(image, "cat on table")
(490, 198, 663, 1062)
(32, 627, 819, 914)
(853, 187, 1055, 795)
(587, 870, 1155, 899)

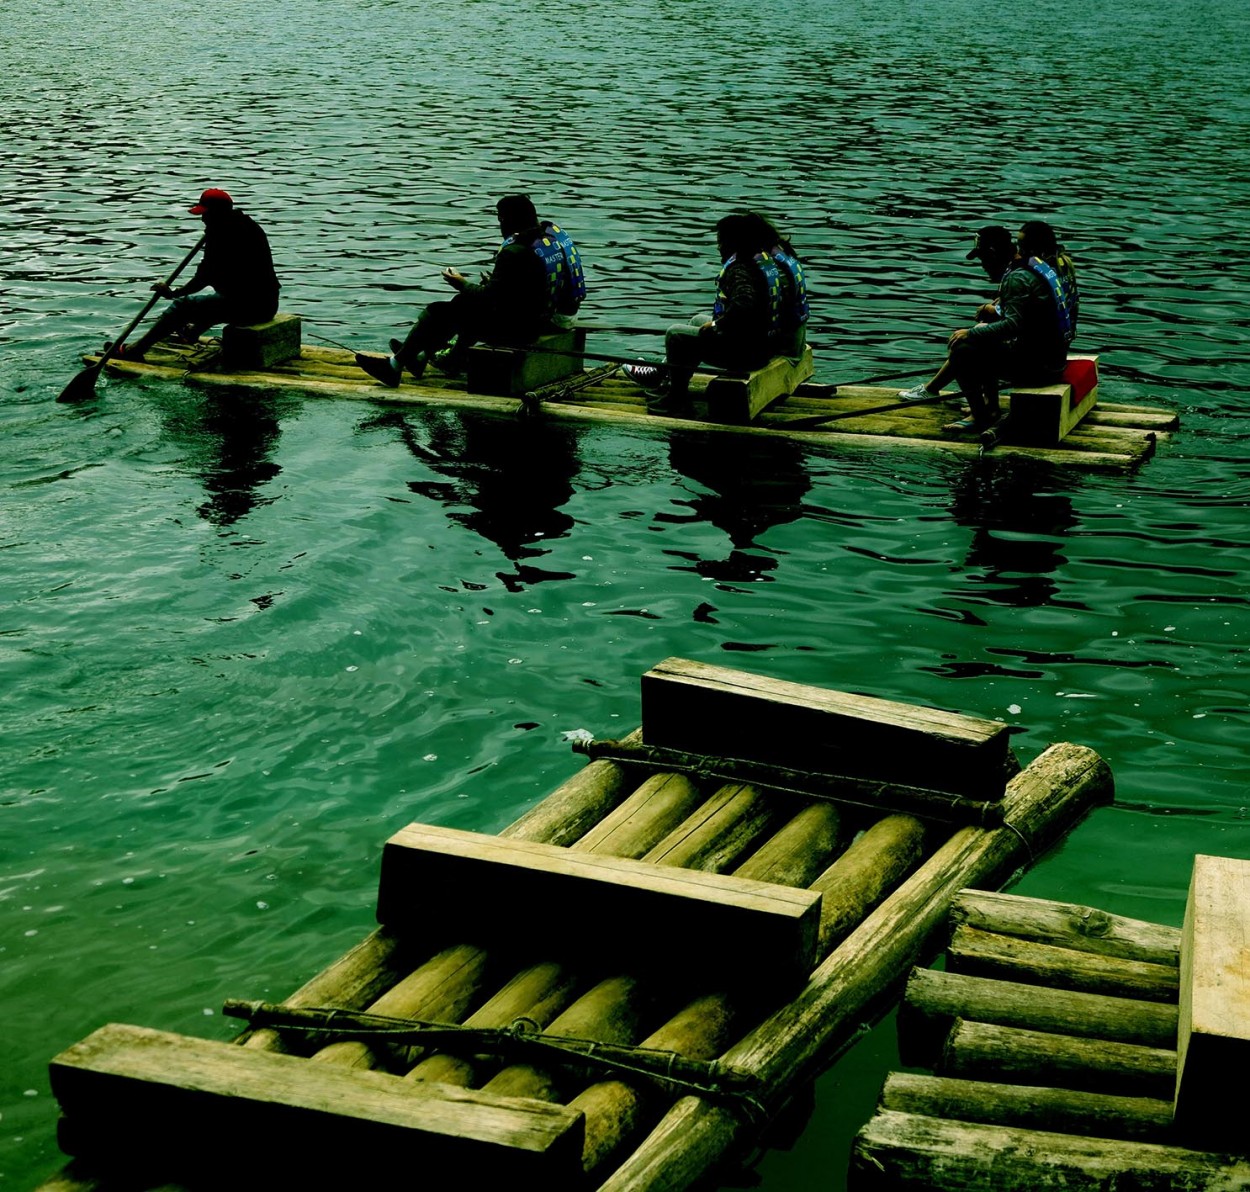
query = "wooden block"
(466, 329, 585, 396)
(1174, 854, 1250, 1145)
(704, 346, 815, 424)
(376, 822, 821, 988)
(221, 313, 302, 368)
(50, 1023, 584, 1184)
(640, 657, 1014, 799)
(1008, 354, 1099, 445)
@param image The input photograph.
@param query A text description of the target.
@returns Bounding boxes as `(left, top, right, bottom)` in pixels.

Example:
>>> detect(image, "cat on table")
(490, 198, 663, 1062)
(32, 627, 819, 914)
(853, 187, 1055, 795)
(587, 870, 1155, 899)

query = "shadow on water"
(363, 407, 585, 589)
(947, 457, 1084, 611)
(656, 429, 813, 586)
(153, 386, 290, 526)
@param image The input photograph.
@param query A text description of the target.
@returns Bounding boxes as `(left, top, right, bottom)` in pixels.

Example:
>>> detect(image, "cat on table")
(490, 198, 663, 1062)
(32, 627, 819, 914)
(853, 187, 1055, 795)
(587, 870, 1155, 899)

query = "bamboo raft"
(851, 854, 1250, 1190)
(43, 658, 1115, 1191)
(81, 318, 1177, 471)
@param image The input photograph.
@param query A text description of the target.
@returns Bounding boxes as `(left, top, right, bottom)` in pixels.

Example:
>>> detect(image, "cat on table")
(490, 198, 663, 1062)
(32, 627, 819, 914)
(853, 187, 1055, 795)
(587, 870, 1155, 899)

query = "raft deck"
(43, 657, 1114, 1191)
(851, 855, 1250, 1190)
(85, 336, 1177, 471)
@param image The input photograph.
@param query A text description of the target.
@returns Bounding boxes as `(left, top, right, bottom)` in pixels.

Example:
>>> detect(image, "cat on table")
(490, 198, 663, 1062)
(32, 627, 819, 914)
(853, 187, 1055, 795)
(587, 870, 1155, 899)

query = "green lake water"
(3, 0, 1250, 1185)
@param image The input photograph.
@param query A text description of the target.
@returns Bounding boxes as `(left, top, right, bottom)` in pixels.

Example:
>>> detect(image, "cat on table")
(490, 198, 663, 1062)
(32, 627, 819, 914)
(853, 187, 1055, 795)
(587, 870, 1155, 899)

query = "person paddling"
(113, 188, 279, 362)
(355, 194, 586, 387)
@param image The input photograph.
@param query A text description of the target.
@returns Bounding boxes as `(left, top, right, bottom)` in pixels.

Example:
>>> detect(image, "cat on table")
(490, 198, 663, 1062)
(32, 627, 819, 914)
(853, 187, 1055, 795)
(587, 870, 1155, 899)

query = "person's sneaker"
(897, 384, 938, 402)
(355, 352, 402, 387)
(646, 392, 695, 419)
(624, 361, 668, 388)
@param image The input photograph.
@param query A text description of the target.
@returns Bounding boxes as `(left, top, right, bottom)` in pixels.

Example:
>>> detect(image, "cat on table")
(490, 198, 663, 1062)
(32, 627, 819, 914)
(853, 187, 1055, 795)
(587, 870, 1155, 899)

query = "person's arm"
(709, 261, 767, 340)
(962, 269, 1037, 345)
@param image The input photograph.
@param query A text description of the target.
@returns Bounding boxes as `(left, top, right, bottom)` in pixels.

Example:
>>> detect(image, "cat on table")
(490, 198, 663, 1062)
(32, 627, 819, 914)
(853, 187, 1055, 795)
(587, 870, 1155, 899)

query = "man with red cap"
(116, 188, 279, 361)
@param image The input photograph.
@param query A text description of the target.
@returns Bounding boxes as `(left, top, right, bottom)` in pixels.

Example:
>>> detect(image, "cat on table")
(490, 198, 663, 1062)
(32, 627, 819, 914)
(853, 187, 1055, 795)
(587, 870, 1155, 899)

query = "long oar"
(56, 234, 205, 403)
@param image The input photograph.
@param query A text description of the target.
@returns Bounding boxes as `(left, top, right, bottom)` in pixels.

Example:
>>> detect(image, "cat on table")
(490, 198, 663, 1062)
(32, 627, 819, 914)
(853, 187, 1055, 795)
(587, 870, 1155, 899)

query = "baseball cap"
(189, 188, 233, 215)
(966, 225, 1013, 260)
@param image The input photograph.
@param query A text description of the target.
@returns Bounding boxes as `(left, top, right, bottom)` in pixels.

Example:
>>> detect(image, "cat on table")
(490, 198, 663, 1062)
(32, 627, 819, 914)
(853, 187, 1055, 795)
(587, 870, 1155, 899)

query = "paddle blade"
(56, 362, 104, 403)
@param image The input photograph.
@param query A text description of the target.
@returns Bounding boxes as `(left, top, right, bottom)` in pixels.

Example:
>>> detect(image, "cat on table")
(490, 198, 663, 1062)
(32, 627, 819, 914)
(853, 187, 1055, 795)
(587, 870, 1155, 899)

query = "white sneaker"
(624, 362, 667, 387)
(897, 384, 938, 401)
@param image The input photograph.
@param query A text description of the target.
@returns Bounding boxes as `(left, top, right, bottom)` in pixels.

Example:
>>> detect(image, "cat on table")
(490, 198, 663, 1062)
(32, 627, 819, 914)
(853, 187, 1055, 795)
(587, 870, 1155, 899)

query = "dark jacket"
(183, 209, 279, 319)
(966, 262, 1067, 376)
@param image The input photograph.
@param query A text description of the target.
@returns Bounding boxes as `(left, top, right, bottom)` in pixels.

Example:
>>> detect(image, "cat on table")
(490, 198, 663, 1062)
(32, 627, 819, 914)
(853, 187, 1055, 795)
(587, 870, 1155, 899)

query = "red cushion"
(1062, 357, 1099, 403)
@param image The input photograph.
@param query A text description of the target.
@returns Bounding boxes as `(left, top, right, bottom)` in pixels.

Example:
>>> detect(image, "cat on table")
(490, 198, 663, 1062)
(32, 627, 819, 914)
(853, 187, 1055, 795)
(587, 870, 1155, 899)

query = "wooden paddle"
(56, 234, 206, 403)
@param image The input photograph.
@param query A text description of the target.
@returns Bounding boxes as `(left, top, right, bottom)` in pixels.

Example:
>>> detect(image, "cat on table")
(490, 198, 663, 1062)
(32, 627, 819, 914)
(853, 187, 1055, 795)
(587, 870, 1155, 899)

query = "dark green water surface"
(4, 0, 1250, 1185)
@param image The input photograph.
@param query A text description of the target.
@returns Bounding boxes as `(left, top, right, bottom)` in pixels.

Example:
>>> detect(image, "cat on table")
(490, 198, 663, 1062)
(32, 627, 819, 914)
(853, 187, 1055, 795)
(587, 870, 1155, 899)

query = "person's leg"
(126, 293, 229, 358)
(949, 337, 1004, 429)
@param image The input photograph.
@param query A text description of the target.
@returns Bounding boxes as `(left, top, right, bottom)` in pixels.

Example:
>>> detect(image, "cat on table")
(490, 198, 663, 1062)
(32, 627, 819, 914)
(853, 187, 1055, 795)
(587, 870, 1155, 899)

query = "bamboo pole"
(946, 924, 1180, 1002)
(899, 966, 1178, 1066)
(878, 1071, 1175, 1144)
(594, 741, 1113, 1191)
(850, 1110, 1250, 1191)
(940, 1018, 1177, 1099)
(948, 888, 1181, 966)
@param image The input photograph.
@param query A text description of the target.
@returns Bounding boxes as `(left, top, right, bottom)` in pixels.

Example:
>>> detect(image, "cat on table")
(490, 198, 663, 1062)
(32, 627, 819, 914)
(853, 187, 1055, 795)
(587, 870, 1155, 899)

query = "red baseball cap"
(189, 188, 233, 215)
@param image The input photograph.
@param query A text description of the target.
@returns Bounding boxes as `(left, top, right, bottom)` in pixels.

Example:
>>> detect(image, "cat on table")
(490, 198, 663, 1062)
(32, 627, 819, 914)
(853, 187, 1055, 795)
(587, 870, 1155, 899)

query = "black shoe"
(388, 340, 428, 380)
(355, 352, 401, 388)
(645, 388, 694, 418)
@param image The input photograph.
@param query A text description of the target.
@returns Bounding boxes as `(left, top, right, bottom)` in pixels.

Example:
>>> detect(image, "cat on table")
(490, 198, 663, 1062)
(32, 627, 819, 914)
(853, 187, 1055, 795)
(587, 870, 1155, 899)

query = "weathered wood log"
(809, 814, 929, 956)
(51, 1023, 585, 1185)
(1174, 853, 1250, 1147)
(638, 657, 1016, 797)
(940, 1018, 1177, 1099)
(311, 942, 494, 1070)
(573, 772, 705, 859)
(594, 741, 1114, 1191)
(899, 965, 1178, 1066)
(850, 1109, 1250, 1191)
(949, 887, 1180, 966)
(733, 803, 847, 889)
(375, 823, 822, 989)
(878, 1071, 1175, 1143)
(577, 738, 1006, 825)
(640, 782, 792, 872)
(946, 923, 1180, 1002)
(501, 726, 643, 848)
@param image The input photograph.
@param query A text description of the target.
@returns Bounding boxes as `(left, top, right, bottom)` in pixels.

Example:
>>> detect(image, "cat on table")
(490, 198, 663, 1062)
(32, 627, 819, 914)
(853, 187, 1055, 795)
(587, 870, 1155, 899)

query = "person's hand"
(696, 319, 716, 336)
(975, 303, 998, 323)
(151, 282, 175, 298)
(442, 268, 467, 291)
(947, 327, 971, 349)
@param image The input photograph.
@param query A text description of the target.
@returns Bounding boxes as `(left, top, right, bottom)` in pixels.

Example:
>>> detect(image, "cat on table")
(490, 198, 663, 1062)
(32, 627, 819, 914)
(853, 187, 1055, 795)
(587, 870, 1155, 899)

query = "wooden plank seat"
(50, 1022, 584, 1185)
(221, 313, 302, 369)
(639, 656, 1016, 799)
(376, 822, 822, 989)
(1007, 353, 1100, 445)
(704, 345, 816, 424)
(466, 328, 585, 397)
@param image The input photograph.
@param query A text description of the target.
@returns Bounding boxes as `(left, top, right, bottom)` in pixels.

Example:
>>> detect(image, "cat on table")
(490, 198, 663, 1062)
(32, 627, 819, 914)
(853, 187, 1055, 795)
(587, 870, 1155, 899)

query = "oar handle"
(97, 233, 206, 367)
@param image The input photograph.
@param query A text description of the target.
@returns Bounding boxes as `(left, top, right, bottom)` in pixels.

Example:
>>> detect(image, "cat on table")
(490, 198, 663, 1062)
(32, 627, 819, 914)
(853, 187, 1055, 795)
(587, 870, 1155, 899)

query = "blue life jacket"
(1026, 254, 1079, 346)
(502, 222, 586, 316)
(770, 247, 810, 327)
(713, 252, 784, 331)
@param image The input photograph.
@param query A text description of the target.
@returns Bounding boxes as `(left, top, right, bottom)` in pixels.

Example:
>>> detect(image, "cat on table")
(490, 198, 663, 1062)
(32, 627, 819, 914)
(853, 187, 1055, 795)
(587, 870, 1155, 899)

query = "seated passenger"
(356, 194, 586, 387)
(944, 220, 1079, 430)
(631, 211, 809, 417)
(896, 224, 1017, 404)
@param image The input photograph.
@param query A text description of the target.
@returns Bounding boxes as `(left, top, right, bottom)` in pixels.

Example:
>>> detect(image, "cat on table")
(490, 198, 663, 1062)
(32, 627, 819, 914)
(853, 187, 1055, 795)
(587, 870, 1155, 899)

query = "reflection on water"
(364, 408, 584, 587)
(151, 388, 288, 526)
(659, 430, 813, 584)
(5, 0, 1250, 1189)
(946, 459, 1083, 611)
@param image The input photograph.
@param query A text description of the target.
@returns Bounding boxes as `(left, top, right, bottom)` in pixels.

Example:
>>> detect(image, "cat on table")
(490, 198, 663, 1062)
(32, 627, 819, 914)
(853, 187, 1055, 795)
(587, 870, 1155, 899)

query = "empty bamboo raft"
(85, 335, 1176, 471)
(43, 657, 1115, 1191)
(851, 854, 1250, 1190)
